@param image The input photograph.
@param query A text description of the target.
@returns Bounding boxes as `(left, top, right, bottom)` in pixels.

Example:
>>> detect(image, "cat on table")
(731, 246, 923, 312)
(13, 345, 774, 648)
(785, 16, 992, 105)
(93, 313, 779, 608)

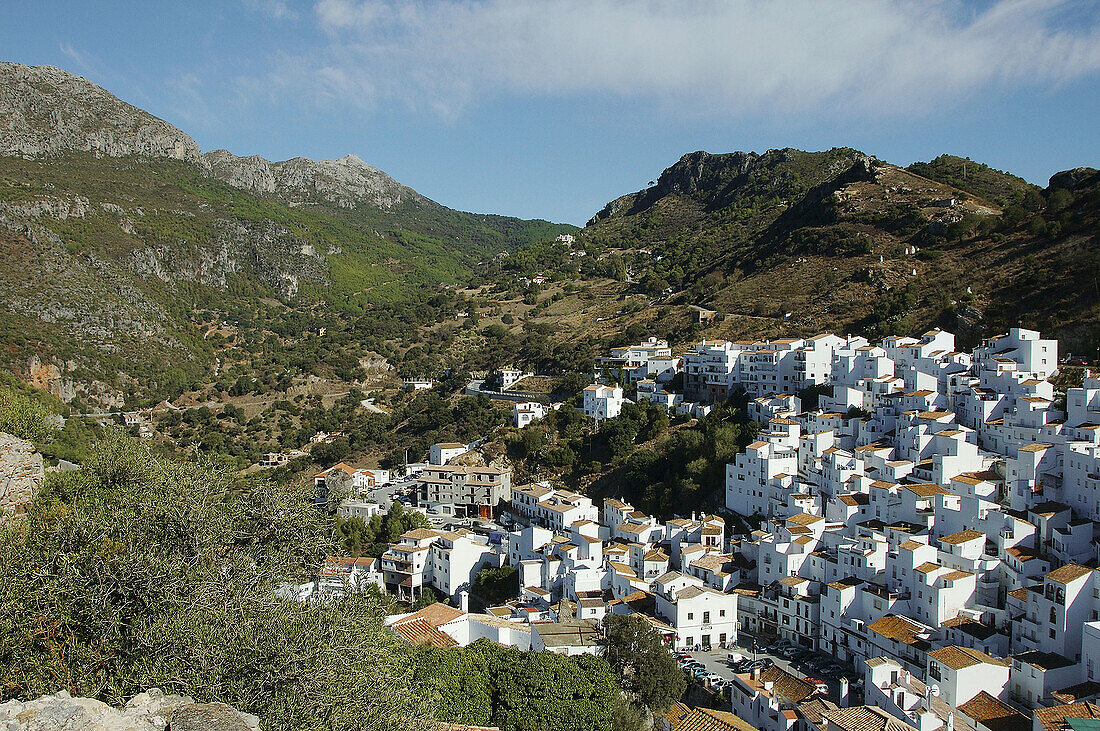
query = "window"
(1050, 628, 1057, 639)
(720, 610, 726, 617)
(929, 662, 941, 681)
(703, 611, 711, 624)
(687, 613, 694, 621)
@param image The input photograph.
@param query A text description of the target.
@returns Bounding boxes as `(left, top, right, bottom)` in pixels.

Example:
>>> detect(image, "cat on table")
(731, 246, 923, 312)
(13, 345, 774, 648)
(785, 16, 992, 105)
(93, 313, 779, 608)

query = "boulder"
(0, 689, 259, 731)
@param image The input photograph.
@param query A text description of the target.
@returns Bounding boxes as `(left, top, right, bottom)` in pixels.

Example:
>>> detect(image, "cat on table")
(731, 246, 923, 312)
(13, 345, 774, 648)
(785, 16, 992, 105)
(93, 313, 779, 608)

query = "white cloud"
(286, 0, 1100, 117)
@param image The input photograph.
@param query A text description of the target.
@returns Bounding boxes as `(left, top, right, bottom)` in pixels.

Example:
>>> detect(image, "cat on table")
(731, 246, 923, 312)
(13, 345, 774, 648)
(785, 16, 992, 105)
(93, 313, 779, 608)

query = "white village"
(284, 326, 1100, 731)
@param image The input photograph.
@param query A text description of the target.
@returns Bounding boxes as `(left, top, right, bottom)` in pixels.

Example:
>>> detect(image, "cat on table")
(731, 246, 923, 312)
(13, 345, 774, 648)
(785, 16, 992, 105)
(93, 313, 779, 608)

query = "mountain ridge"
(569, 144, 1100, 353)
(1, 62, 424, 211)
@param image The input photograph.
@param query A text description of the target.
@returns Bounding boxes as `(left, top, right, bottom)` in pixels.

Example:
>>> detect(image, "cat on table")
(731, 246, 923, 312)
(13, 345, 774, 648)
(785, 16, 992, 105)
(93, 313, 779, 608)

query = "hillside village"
(278, 325, 1100, 731)
(2, 4, 1100, 726)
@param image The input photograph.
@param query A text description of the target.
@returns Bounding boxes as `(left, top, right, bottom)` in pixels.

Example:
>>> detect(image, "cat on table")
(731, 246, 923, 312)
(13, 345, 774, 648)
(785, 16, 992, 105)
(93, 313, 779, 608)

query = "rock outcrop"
(0, 689, 260, 731)
(0, 63, 202, 163)
(1048, 167, 1099, 192)
(201, 150, 422, 210)
(587, 147, 876, 225)
(0, 432, 43, 516)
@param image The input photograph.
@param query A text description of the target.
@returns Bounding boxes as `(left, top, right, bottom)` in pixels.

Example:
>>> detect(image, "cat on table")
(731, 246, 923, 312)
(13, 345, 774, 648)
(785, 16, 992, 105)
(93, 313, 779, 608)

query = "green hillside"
(0, 152, 574, 405)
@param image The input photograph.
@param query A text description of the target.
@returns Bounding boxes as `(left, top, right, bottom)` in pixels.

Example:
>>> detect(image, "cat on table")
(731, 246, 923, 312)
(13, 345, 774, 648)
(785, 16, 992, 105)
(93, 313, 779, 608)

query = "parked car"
(727, 652, 745, 665)
(805, 678, 829, 694)
(748, 659, 773, 671)
(705, 674, 724, 686)
(692, 668, 709, 678)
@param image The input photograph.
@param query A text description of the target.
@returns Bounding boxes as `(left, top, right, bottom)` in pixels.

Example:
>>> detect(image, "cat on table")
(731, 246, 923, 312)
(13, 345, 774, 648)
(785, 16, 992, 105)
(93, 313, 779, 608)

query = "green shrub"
(0, 433, 427, 731)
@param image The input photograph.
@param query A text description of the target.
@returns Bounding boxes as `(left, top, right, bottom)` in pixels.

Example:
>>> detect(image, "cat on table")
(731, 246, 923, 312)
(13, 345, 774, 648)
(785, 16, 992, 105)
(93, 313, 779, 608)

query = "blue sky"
(2, 0, 1099, 225)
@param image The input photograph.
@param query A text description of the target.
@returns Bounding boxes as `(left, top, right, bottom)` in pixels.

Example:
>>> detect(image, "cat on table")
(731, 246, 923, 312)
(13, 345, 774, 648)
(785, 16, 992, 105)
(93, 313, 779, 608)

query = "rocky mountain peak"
(0, 62, 420, 211)
(199, 149, 422, 210)
(588, 147, 875, 225)
(1048, 166, 1099, 192)
(0, 62, 202, 163)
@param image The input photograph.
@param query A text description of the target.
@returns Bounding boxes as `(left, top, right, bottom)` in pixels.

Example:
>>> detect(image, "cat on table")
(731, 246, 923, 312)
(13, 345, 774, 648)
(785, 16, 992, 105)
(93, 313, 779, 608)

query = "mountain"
(0, 62, 414, 209)
(0, 62, 575, 406)
(0, 63, 202, 162)
(575, 147, 1100, 354)
(201, 150, 419, 210)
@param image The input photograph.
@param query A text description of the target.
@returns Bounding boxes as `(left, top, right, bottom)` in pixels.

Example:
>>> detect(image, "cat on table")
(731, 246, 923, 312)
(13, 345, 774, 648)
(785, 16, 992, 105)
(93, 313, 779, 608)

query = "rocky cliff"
(0, 689, 260, 731)
(0, 63, 203, 163)
(588, 147, 874, 224)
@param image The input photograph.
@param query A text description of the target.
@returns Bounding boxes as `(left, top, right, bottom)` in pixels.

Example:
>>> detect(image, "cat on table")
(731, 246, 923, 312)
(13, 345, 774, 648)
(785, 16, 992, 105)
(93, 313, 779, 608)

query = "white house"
(427, 529, 502, 599)
(925, 645, 1010, 709)
(429, 442, 468, 465)
(583, 384, 625, 420)
(514, 402, 545, 428)
(653, 571, 737, 649)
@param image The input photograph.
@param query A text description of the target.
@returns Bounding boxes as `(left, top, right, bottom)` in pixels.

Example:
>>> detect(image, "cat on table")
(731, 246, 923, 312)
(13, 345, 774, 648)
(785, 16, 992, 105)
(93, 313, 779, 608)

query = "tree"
(412, 641, 618, 731)
(472, 564, 520, 606)
(600, 613, 686, 712)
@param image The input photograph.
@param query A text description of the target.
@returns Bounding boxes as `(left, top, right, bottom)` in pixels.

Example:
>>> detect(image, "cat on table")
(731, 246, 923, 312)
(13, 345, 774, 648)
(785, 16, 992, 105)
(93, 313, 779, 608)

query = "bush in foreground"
(0, 414, 428, 730)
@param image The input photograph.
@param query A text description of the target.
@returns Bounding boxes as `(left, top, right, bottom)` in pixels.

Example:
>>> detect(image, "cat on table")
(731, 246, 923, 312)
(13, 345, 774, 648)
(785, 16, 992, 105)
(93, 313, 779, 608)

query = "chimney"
(838, 677, 850, 708)
(459, 590, 469, 612)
